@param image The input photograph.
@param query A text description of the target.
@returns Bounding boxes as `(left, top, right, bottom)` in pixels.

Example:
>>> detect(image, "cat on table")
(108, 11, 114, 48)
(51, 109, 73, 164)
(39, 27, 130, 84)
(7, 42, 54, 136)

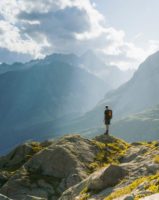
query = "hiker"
(104, 106, 113, 135)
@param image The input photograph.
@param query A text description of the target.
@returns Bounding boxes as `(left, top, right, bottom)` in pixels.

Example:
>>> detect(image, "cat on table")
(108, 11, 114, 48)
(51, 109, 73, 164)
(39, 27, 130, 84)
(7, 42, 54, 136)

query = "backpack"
(105, 109, 113, 119)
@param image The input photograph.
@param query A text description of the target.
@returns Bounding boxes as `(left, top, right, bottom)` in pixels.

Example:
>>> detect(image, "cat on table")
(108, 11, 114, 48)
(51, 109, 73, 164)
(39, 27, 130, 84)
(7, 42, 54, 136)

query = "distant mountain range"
(0, 60, 105, 153)
(62, 51, 159, 141)
(0, 51, 132, 154)
(44, 50, 134, 89)
(79, 50, 134, 89)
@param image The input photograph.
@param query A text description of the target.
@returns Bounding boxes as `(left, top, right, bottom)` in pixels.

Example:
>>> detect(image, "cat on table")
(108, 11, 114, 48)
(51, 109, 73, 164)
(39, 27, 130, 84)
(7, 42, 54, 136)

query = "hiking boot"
(104, 130, 109, 135)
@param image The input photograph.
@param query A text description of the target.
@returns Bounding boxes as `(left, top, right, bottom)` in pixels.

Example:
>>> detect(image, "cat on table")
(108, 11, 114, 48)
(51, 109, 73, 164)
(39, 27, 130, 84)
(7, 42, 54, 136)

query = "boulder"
(59, 165, 127, 200)
(0, 142, 42, 171)
(25, 135, 97, 185)
(144, 163, 159, 174)
(88, 164, 127, 191)
(0, 172, 11, 188)
(0, 135, 98, 200)
(0, 166, 57, 200)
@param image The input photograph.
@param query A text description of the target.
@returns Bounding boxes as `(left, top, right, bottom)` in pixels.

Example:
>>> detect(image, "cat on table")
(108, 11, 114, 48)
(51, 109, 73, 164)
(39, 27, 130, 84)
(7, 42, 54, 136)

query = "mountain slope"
(44, 51, 134, 89)
(66, 51, 159, 134)
(111, 105, 159, 141)
(80, 50, 134, 88)
(0, 134, 159, 200)
(0, 50, 135, 154)
(0, 59, 107, 154)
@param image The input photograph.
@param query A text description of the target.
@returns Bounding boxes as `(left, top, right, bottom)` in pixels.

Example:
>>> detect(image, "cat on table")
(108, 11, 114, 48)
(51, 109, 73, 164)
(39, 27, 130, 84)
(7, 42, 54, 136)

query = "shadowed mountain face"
(0, 59, 107, 154)
(0, 52, 133, 154)
(63, 51, 159, 136)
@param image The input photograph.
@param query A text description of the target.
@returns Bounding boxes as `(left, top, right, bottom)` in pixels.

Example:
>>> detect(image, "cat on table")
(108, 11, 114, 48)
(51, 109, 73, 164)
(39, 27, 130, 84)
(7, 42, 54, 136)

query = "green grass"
(30, 142, 44, 154)
(88, 137, 130, 173)
(154, 155, 159, 164)
(79, 187, 90, 200)
(104, 173, 159, 200)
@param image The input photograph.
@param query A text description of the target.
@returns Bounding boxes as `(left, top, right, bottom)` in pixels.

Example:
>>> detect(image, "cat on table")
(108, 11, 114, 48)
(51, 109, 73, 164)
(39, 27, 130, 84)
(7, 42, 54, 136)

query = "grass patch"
(79, 187, 90, 200)
(88, 137, 129, 173)
(30, 142, 44, 154)
(104, 173, 159, 200)
(154, 155, 159, 164)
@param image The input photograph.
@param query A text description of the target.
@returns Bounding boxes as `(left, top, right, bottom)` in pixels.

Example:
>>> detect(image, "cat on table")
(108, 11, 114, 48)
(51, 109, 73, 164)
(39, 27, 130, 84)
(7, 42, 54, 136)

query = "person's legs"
(105, 124, 109, 135)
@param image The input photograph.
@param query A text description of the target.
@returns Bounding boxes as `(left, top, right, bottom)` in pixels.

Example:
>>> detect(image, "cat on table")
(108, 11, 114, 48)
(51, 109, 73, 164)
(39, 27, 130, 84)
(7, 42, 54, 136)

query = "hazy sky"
(92, 0, 159, 43)
(0, 0, 159, 70)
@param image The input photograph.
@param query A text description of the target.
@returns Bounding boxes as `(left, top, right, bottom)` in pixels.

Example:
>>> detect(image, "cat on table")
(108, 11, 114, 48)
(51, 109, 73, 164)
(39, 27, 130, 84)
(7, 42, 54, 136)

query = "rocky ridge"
(0, 134, 158, 200)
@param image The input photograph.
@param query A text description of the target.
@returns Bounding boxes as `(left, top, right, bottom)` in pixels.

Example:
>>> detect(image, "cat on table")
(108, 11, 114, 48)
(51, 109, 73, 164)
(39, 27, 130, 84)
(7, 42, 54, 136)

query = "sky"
(0, 0, 159, 70)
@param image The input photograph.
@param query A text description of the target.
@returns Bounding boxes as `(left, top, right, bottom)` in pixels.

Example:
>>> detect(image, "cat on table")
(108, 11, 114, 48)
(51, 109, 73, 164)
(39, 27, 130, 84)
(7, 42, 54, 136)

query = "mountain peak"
(137, 50, 159, 74)
(44, 52, 79, 64)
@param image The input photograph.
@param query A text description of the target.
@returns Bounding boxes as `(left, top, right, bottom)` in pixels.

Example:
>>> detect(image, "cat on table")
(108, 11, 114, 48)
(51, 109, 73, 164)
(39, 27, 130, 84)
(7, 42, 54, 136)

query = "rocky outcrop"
(0, 134, 158, 200)
(0, 172, 10, 188)
(0, 142, 45, 171)
(0, 135, 103, 200)
(59, 164, 127, 200)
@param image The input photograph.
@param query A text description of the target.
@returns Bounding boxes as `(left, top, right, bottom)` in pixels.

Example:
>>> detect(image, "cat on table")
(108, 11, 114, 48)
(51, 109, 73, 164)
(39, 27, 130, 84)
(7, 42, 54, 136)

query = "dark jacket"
(104, 109, 112, 125)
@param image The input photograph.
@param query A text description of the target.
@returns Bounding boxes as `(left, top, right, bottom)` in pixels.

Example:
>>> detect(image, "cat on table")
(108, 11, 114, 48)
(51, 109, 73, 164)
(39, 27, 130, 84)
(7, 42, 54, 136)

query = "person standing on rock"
(104, 106, 113, 135)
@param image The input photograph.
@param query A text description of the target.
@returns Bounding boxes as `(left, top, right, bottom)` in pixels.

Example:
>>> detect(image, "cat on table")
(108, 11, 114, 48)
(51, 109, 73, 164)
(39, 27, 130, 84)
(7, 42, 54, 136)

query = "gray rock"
(59, 165, 127, 200)
(0, 167, 49, 200)
(94, 135, 118, 144)
(88, 164, 127, 191)
(140, 193, 159, 200)
(144, 163, 159, 174)
(0, 172, 11, 188)
(23, 196, 47, 200)
(0, 143, 40, 170)
(123, 195, 134, 200)
(0, 135, 98, 200)
(0, 194, 12, 200)
(25, 135, 97, 186)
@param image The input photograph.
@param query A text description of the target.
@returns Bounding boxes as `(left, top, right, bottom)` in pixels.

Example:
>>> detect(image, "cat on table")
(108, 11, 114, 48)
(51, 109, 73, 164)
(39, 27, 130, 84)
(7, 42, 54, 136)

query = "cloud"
(0, 0, 159, 69)
(18, 7, 91, 39)
(0, 20, 49, 57)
